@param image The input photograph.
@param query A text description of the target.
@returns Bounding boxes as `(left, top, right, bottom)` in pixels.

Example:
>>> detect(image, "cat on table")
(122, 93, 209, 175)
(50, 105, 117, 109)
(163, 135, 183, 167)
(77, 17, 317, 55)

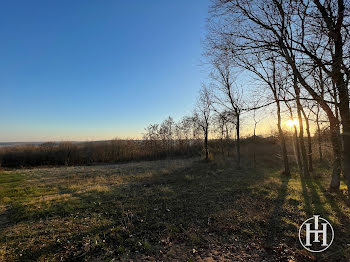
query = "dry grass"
(0, 158, 350, 261)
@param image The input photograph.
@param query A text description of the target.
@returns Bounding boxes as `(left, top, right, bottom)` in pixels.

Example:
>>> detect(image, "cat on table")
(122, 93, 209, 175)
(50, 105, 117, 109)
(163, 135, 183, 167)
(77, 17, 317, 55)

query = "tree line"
(198, 0, 350, 194)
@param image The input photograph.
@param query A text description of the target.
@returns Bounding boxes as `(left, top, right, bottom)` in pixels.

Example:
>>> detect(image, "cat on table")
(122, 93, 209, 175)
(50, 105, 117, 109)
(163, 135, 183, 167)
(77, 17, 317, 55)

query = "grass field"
(1, 158, 350, 261)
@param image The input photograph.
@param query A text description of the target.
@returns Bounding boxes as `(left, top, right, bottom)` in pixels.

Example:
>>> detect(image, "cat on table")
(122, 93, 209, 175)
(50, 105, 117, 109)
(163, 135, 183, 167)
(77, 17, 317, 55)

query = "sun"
(286, 119, 299, 127)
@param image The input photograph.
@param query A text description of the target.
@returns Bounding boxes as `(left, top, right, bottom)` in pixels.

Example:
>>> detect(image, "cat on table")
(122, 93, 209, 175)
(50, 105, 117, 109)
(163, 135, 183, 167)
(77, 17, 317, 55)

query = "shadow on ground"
(1, 160, 350, 261)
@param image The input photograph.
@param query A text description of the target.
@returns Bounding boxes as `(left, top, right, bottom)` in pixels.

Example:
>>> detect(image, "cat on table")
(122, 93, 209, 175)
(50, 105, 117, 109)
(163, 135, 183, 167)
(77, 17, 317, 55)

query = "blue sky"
(0, 0, 210, 141)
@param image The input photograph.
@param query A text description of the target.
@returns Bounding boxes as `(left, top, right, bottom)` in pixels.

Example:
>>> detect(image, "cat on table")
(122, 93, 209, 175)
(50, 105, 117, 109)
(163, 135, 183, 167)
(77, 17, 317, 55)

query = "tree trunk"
(316, 106, 323, 162)
(328, 10, 350, 194)
(329, 119, 342, 192)
(288, 106, 302, 171)
(205, 129, 209, 161)
(225, 124, 230, 157)
(301, 108, 313, 172)
(294, 78, 309, 177)
(253, 121, 257, 169)
(276, 100, 290, 176)
(221, 125, 224, 155)
(236, 113, 241, 168)
(336, 84, 350, 193)
(293, 125, 302, 170)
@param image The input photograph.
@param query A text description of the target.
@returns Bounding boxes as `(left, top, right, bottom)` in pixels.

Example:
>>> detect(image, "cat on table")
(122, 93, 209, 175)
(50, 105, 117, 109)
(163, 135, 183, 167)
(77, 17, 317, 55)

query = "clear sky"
(0, 0, 210, 142)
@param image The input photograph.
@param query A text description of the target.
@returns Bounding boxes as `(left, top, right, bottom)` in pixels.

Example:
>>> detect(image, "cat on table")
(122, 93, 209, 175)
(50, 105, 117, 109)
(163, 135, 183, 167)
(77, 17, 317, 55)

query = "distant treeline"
(0, 134, 330, 169)
(0, 139, 203, 168)
(0, 110, 334, 168)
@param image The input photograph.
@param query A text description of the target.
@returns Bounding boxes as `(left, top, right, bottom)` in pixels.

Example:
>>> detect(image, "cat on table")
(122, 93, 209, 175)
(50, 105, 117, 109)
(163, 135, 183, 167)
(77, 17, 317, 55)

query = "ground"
(0, 158, 350, 261)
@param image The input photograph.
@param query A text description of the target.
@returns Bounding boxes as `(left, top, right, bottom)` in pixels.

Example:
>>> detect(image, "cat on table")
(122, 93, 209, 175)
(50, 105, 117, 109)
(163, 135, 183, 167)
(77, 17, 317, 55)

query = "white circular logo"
(298, 215, 334, 252)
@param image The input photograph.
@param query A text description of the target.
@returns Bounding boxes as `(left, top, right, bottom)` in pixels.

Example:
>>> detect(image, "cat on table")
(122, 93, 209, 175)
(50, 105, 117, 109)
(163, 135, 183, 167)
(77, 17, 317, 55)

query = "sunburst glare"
(286, 119, 299, 128)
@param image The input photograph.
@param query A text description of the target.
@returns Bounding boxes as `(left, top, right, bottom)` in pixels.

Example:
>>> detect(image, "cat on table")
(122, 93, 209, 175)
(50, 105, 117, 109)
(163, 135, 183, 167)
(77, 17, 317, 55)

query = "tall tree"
(210, 56, 244, 167)
(293, 75, 310, 177)
(300, 105, 314, 172)
(231, 56, 291, 176)
(194, 85, 213, 161)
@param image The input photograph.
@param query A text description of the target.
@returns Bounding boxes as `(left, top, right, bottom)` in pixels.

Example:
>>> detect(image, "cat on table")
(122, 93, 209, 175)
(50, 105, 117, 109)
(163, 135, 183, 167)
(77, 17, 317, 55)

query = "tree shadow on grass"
(1, 161, 283, 261)
(17, 222, 115, 262)
(300, 173, 313, 218)
(300, 174, 350, 261)
(314, 180, 350, 223)
(313, 180, 350, 261)
(300, 174, 327, 218)
(265, 172, 290, 249)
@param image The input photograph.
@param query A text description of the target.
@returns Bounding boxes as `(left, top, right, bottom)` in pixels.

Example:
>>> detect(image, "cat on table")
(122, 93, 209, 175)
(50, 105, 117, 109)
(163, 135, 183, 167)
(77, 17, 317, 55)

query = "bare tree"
(300, 103, 314, 172)
(252, 109, 263, 169)
(292, 76, 310, 177)
(194, 85, 213, 161)
(159, 116, 174, 156)
(225, 54, 291, 175)
(213, 110, 231, 155)
(209, 0, 349, 192)
(209, 56, 244, 167)
(285, 101, 303, 171)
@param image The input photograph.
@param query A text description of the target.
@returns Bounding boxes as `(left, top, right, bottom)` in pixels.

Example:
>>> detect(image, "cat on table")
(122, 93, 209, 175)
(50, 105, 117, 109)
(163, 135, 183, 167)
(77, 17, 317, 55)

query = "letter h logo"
(305, 215, 327, 246)
(299, 215, 334, 252)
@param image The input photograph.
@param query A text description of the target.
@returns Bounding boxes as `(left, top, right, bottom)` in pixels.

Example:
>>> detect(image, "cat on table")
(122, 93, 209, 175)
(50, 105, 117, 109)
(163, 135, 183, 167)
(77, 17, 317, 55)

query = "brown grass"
(0, 147, 348, 261)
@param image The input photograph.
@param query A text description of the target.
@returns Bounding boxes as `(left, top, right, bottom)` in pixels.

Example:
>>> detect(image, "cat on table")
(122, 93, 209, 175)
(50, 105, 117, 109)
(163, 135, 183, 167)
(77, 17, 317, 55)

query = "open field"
(1, 158, 350, 261)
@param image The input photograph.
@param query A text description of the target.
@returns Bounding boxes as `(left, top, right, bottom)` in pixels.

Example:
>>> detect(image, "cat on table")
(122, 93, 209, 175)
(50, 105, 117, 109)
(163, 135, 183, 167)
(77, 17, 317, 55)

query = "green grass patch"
(0, 159, 349, 261)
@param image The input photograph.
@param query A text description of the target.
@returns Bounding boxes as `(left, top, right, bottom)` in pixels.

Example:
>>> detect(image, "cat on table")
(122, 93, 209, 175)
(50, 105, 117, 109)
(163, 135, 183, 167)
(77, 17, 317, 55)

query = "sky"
(0, 0, 211, 142)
